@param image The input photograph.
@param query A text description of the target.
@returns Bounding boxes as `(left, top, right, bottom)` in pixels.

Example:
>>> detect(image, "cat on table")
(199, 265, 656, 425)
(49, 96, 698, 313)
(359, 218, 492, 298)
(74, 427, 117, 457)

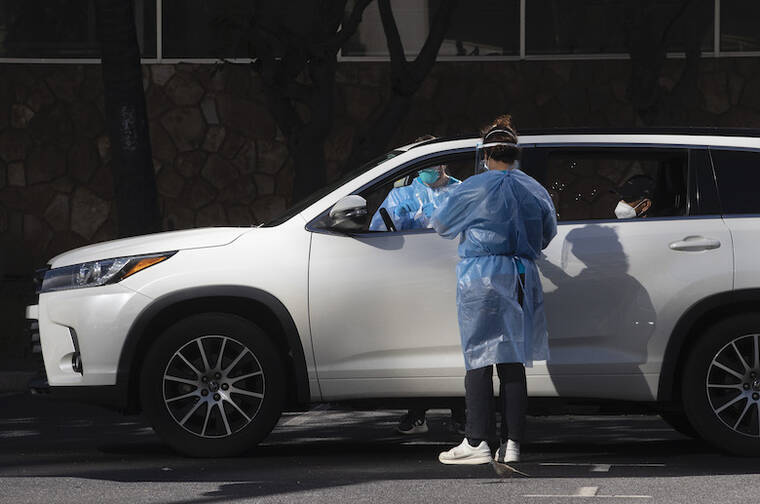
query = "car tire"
(659, 411, 699, 439)
(140, 313, 285, 457)
(682, 313, 760, 456)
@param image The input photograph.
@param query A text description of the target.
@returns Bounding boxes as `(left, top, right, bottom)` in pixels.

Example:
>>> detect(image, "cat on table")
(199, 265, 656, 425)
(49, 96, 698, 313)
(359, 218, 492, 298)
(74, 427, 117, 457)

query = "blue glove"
(422, 202, 436, 218)
(394, 201, 418, 217)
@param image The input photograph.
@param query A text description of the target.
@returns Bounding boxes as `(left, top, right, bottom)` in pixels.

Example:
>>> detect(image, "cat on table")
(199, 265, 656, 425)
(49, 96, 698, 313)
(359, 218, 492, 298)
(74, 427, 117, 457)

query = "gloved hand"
(394, 201, 419, 217)
(422, 202, 436, 218)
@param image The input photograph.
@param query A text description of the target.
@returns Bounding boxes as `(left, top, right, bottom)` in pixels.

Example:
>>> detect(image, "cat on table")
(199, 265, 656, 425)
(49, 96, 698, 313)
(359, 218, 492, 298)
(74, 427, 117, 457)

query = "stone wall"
(1, 56, 759, 362)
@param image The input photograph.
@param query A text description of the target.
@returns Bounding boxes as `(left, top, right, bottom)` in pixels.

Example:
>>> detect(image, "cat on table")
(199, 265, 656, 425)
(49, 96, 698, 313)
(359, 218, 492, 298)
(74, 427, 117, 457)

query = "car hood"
(48, 227, 253, 267)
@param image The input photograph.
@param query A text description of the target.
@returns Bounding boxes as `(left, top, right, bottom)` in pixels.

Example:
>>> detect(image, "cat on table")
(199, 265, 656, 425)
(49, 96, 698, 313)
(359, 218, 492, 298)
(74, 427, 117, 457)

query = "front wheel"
(140, 313, 285, 457)
(682, 314, 760, 456)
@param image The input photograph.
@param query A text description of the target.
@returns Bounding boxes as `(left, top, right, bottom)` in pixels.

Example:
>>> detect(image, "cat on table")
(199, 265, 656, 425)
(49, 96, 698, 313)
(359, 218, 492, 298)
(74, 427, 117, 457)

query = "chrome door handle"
(669, 236, 721, 251)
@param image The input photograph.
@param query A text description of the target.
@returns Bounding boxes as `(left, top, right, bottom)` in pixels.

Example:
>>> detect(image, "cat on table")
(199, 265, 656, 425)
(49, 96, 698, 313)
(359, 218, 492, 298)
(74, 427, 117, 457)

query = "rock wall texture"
(0, 56, 759, 361)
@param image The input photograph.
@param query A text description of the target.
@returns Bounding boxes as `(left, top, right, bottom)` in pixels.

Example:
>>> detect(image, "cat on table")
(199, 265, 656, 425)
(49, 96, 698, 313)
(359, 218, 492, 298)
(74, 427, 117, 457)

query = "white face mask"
(615, 200, 644, 219)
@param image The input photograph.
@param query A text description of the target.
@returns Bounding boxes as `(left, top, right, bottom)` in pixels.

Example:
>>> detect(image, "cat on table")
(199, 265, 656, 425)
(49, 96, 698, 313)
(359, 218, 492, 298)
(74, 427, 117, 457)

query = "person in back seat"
(612, 175, 655, 219)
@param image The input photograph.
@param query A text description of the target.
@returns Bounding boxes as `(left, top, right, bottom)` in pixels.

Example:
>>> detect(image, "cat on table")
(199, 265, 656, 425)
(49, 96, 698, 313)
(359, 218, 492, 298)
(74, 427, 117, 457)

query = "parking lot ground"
(2, 392, 760, 503)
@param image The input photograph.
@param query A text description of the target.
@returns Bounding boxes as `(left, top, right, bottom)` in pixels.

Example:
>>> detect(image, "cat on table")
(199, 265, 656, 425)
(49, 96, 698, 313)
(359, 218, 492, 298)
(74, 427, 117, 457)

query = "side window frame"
(306, 147, 474, 236)
(689, 149, 722, 217)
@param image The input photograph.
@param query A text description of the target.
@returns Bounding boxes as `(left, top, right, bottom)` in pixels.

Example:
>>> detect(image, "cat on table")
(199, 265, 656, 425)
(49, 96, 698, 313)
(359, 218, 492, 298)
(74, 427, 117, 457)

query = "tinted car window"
(710, 149, 760, 215)
(521, 148, 688, 222)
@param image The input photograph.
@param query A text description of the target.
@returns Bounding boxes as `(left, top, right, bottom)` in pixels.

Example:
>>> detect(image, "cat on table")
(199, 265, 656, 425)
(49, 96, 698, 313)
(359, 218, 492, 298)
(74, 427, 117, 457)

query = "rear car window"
(710, 149, 760, 215)
(522, 147, 688, 222)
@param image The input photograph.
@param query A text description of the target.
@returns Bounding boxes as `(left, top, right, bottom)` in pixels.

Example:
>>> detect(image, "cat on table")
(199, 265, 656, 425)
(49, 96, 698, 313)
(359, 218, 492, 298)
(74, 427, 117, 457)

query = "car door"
(522, 146, 734, 401)
(308, 152, 474, 400)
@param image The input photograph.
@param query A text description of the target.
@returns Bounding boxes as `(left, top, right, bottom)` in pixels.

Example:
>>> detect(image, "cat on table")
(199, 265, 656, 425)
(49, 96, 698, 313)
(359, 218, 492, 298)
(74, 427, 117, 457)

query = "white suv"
(26, 131, 760, 457)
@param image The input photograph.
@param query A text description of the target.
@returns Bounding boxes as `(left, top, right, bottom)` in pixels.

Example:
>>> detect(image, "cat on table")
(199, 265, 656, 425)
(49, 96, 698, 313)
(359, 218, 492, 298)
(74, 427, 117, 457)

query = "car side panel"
(724, 217, 760, 292)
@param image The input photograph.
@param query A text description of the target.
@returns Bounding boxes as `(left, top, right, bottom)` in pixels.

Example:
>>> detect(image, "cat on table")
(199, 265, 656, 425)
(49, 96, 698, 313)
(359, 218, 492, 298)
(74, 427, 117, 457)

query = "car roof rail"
(518, 127, 760, 137)
(406, 127, 760, 149)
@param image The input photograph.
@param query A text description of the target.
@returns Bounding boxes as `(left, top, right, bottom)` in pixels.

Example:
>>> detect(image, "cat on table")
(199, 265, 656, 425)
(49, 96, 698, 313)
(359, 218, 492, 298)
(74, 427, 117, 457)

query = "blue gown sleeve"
(369, 192, 393, 231)
(369, 186, 416, 231)
(430, 179, 484, 239)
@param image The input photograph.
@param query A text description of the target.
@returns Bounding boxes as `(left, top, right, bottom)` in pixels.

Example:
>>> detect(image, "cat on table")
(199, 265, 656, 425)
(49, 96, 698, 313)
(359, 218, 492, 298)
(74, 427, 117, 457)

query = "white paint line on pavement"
(540, 463, 666, 468)
(576, 487, 599, 496)
(591, 464, 611, 472)
(523, 496, 652, 499)
(524, 493, 652, 499)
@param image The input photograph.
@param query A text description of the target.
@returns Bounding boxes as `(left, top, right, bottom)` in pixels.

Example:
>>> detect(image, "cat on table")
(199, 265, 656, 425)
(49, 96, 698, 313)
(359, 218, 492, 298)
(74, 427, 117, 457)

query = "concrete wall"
(1, 56, 759, 364)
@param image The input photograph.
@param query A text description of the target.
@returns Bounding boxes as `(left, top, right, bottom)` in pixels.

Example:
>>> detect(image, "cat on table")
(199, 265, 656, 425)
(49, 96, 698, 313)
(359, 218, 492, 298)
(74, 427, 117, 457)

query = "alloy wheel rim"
(162, 335, 265, 438)
(706, 334, 760, 438)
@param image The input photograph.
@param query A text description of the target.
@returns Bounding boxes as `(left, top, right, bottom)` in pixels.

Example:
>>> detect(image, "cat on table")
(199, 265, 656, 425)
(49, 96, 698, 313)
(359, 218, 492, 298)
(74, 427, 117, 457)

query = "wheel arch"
(659, 289, 760, 405)
(117, 286, 311, 413)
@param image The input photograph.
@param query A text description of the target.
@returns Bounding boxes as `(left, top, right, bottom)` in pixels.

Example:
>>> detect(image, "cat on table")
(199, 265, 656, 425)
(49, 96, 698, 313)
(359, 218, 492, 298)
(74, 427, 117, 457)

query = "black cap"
(611, 175, 655, 202)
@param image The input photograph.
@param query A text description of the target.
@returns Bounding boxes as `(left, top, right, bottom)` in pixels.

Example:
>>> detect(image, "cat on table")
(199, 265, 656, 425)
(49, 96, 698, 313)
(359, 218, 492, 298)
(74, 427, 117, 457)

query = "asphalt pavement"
(1, 392, 760, 503)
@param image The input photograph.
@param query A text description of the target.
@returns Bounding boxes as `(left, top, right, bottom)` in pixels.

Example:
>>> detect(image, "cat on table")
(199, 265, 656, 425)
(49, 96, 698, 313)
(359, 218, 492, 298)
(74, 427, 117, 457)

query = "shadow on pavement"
(2, 392, 760, 502)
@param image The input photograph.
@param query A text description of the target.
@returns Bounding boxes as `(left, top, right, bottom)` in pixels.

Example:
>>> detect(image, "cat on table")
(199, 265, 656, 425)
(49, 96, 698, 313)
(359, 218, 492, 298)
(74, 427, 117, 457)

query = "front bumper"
(25, 284, 153, 389)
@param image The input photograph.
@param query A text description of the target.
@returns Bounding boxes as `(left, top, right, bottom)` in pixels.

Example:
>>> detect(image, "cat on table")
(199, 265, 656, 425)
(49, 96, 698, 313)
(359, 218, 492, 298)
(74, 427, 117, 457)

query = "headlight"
(40, 252, 176, 293)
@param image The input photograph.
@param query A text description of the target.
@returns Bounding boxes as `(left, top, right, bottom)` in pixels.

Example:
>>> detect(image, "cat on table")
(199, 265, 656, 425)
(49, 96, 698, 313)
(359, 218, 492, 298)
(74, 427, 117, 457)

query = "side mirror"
(327, 195, 368, 232)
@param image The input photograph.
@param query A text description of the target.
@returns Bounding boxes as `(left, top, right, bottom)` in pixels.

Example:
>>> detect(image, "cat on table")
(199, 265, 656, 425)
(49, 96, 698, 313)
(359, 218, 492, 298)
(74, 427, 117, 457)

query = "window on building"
(342, 0, 519, 58)
(161, 0, 252, 59)
(0, 0, 156, 58)
(526, 0, 628, 55)
(711, 149, 760, 215)
(720, 0, 760, 52)
(526, 0, 712, 55)
(522, 148, 688, 221)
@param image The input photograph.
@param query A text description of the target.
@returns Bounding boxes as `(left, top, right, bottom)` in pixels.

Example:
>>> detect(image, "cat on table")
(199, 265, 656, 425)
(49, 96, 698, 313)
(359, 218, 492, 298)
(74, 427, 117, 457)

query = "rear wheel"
(140, 313, 285, 457)
(682, 314, 760, 456)
(659, 411, 699, 439)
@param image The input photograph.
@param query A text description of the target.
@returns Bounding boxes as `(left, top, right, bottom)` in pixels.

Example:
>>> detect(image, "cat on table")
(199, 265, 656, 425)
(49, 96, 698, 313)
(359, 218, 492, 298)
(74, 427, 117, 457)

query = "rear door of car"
(520, 143, 733, 401)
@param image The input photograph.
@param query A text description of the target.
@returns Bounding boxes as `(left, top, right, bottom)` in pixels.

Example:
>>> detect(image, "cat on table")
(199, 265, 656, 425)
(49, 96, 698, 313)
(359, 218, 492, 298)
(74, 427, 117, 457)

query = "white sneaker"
(438, 438, 491, 465)
(494, 439, 520, 463)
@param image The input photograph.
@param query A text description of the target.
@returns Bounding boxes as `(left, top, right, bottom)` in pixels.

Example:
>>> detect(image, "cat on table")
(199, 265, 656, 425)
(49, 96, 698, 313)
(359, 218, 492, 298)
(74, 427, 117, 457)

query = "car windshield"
(262, 150, 404, 227)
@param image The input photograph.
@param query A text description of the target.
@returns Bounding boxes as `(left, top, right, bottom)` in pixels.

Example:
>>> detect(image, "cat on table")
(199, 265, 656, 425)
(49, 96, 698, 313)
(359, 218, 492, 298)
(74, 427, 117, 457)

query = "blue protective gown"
(369, 176, 461, 231)
(430, 169, 557, 370)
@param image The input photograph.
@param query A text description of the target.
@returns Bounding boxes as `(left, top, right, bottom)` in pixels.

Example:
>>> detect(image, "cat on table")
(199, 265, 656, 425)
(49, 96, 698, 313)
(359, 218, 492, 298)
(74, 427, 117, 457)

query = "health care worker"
(431, 116, 557, 465)
(368, 165, 461, 231)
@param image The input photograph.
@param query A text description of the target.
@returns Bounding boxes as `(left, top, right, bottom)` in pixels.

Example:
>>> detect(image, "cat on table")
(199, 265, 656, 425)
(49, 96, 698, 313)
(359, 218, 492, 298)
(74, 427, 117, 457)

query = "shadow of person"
(537, 224, 657, 400)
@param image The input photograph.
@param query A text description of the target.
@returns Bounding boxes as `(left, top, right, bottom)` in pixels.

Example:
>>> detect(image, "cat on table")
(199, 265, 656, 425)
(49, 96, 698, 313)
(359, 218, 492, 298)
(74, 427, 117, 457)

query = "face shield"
(475, 141, 519, 174)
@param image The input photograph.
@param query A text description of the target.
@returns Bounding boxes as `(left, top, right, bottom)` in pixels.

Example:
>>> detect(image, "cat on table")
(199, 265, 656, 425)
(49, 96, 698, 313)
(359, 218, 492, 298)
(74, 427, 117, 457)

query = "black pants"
(464, 271, 527, 444)
(464, 363, 527, 443)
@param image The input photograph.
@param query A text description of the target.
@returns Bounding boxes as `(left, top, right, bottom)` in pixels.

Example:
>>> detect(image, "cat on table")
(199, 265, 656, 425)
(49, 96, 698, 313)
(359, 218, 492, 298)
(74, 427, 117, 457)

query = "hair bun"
(482, 114, 516, 136)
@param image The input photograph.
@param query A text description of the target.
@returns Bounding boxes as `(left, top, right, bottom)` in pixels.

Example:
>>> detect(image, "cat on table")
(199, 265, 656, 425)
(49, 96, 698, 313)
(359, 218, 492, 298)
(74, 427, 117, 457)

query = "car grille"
(28, 266, 50, 387)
